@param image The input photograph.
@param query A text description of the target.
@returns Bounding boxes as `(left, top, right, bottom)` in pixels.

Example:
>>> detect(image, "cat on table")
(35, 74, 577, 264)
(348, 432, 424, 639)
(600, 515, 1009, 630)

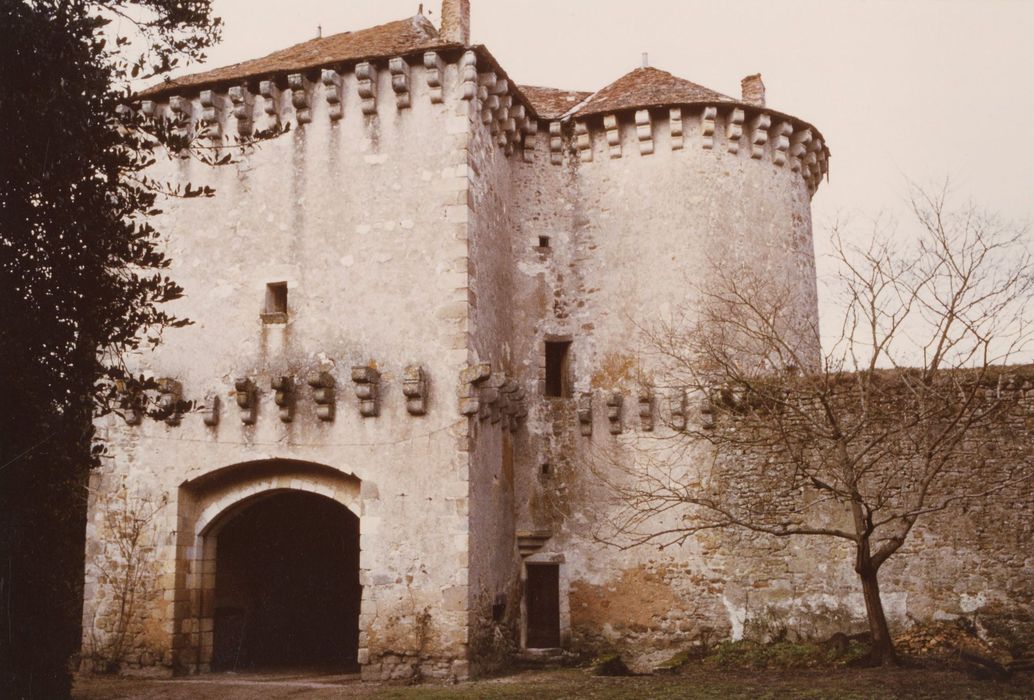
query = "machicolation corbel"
(638, 391, 654, 431)
(201, 393, 220, 427)
(356, 62, 378, 116)
(402, 365, 428, 416)
(157, 379, 183, 426)
(701, 106, 717, 150)
(750, 113, 771, 159)
(772, 121, 792, 166)
(480, 372, 507, 423)
(424, 51, 444, 104)
(726, 108, 745, 154)
(228, 85, 255, 136)
(635, 110, 653, 155)
(670, 390, 687, 431)
(199, 90, 225, 135)
(459, 51, 477, 101)
(577, 392, 593, 436)
(575, 121, 592, 162)
(260, 80, 281, 118)
(389, 57, 411, 109)
(351, 366, 380, 417)
(549, 122, 563, 164)
(670, 108, 684, 150)
(522, 119, 538, 163)
(604, 114, 621, 158)
(307, 371, 336, 422)
(287, 73, 312, 124)
(458, 362, 491, 415)
(234, 377, 257, 425)
(321, 69, 343, 121)
(271, 375, 294, 422)
(607, 392, 623, 434)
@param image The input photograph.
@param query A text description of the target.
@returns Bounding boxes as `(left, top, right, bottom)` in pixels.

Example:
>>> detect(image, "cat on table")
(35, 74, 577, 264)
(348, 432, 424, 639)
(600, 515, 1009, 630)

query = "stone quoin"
(81, 0, 1032, 681)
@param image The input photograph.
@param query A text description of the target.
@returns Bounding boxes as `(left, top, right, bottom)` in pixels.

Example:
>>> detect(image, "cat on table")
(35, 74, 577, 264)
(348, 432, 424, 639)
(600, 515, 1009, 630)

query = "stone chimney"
(440, 0, 470, 45)
(741, 73, 766, 107)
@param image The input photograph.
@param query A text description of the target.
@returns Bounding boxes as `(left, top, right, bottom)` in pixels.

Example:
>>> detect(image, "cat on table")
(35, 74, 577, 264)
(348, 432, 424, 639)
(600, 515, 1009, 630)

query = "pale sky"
(142, 0, 1034, 360)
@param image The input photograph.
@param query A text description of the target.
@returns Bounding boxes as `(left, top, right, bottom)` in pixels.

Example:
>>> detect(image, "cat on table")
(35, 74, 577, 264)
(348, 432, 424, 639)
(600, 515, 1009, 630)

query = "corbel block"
(424, 51, 444, 103)
(577, 392, 593, 436)
(635, 109, 653, 155)
(321, 69, 343, 120)
(356, 62, 378, 116)
(459, 362, 491, 416)
(789, 128, 812, 173)
(389, 57, 411, 109)
(287, 73, 312, 124)
(670, 390, 688, 431)
(669, 108, 684, 150)
(228, 85, 254, 135)
(459, 51, 477, 101)
(480, 372, 507, 423)
(549, 121, 563, 165)
(119, 384, 143, 426)
(234, 377, 257, 425)
(638, 392, 654, 431)
(700, 396, 716, 429)
(750, 113, 771, 159)
(607, 392, 623, 434)
(351, 366, 381, 417)
(604, 114, 621, 159)
(271, 375, 294, 422)
(726, 108, 745, 154)
(772, 121, 793, 166)
(199, 89, 223, 126)
(157, 378, 183, 426)
(307, 371, 336, 422)
(402, 365, 429, 415)
(169, 95, 193, 122)
(575, 121, 592, 162)
(522, 121, 538, 163)
(500, 380, 525, 431)
(259, 80, 281, 118)
(140, 100, 158, 119)
(201, 393, 220, 427)
(701, 105, 717, 149)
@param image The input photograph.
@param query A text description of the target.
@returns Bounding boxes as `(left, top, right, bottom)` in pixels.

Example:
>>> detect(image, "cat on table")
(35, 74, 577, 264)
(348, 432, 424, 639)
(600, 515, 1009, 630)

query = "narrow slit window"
(544, 340, 571, 398)
(262, 282, 288, 323)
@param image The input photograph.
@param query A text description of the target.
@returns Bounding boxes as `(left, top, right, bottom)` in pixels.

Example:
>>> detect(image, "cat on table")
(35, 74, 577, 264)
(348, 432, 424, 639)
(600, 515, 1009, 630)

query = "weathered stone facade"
(82, 0, 1031, 679)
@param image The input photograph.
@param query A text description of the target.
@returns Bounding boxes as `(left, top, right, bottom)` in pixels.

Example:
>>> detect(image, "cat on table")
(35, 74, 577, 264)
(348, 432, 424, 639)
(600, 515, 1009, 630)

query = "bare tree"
(599, 184, 1034, 665)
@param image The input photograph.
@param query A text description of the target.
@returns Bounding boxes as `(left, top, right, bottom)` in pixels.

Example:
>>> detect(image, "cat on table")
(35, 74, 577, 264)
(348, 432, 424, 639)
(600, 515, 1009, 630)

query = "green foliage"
(702, 639, 870, 671)
(0, 1, 258, 696)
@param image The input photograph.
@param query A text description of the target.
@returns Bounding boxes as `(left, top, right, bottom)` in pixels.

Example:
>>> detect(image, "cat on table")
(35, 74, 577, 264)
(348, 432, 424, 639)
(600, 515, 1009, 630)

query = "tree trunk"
(856, 539, 898, 666)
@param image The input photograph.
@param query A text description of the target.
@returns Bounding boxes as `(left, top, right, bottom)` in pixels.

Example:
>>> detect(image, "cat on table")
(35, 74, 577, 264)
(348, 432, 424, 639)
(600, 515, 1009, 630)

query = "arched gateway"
(172, 460, 362, 673)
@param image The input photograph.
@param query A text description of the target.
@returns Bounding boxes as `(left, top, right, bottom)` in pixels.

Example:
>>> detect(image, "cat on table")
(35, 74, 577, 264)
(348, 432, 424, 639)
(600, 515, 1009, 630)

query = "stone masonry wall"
(83, 52, 485, 680)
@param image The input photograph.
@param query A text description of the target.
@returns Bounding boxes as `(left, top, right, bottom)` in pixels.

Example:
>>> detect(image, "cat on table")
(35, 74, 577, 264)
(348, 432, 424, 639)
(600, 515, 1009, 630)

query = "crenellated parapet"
(132, 47, 539, 161)
(536, 103, 830, 195)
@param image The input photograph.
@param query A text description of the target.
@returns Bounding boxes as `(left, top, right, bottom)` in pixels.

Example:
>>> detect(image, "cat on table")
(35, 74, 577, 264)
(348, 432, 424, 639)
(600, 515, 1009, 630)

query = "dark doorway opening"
(212, 491, 360, 671)
(525, 563, 560, 648)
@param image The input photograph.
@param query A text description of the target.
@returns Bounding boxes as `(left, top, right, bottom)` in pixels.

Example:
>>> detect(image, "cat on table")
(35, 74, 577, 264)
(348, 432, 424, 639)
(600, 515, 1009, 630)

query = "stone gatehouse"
(81, 0, 1032, 680)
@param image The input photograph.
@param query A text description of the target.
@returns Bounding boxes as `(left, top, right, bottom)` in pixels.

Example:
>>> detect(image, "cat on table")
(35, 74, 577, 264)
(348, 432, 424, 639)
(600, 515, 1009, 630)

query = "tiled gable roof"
(140, 15, 442, 97)
(572, 66, 736, 118)
(518, 86, 593, 120)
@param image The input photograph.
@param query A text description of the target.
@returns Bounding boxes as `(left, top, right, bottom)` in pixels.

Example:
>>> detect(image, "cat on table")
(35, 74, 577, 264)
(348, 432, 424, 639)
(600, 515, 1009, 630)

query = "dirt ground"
(73, 667, 1034, 699)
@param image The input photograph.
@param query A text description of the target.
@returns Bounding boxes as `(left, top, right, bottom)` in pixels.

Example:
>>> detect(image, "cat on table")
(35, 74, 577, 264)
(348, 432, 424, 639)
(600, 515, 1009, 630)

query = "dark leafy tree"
(0, 2, 283, 696)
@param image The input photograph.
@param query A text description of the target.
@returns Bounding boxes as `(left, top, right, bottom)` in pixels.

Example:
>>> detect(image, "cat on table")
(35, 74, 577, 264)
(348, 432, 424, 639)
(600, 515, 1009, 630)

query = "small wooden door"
(526, 564, 560, 648)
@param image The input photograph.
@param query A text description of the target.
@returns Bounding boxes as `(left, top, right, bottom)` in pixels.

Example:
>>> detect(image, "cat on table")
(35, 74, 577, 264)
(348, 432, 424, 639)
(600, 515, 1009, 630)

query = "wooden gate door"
(526, 564, 560, 648)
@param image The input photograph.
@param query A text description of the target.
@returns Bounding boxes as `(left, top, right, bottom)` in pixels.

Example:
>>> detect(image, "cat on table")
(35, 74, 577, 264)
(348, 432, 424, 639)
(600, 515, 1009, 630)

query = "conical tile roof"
(571, 66, 736, 118)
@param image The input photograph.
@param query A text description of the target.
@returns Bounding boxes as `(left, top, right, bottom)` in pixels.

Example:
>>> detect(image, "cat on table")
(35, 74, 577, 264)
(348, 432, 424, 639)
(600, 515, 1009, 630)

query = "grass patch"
(702, 639, 870, 670)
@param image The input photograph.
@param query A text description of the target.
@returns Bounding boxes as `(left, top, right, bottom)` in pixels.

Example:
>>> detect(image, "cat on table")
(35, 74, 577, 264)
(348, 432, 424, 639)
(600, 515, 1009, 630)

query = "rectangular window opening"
(262, 282, 288, 323)
(544, 340, 571, 398)
(538, 235, 551, 249)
